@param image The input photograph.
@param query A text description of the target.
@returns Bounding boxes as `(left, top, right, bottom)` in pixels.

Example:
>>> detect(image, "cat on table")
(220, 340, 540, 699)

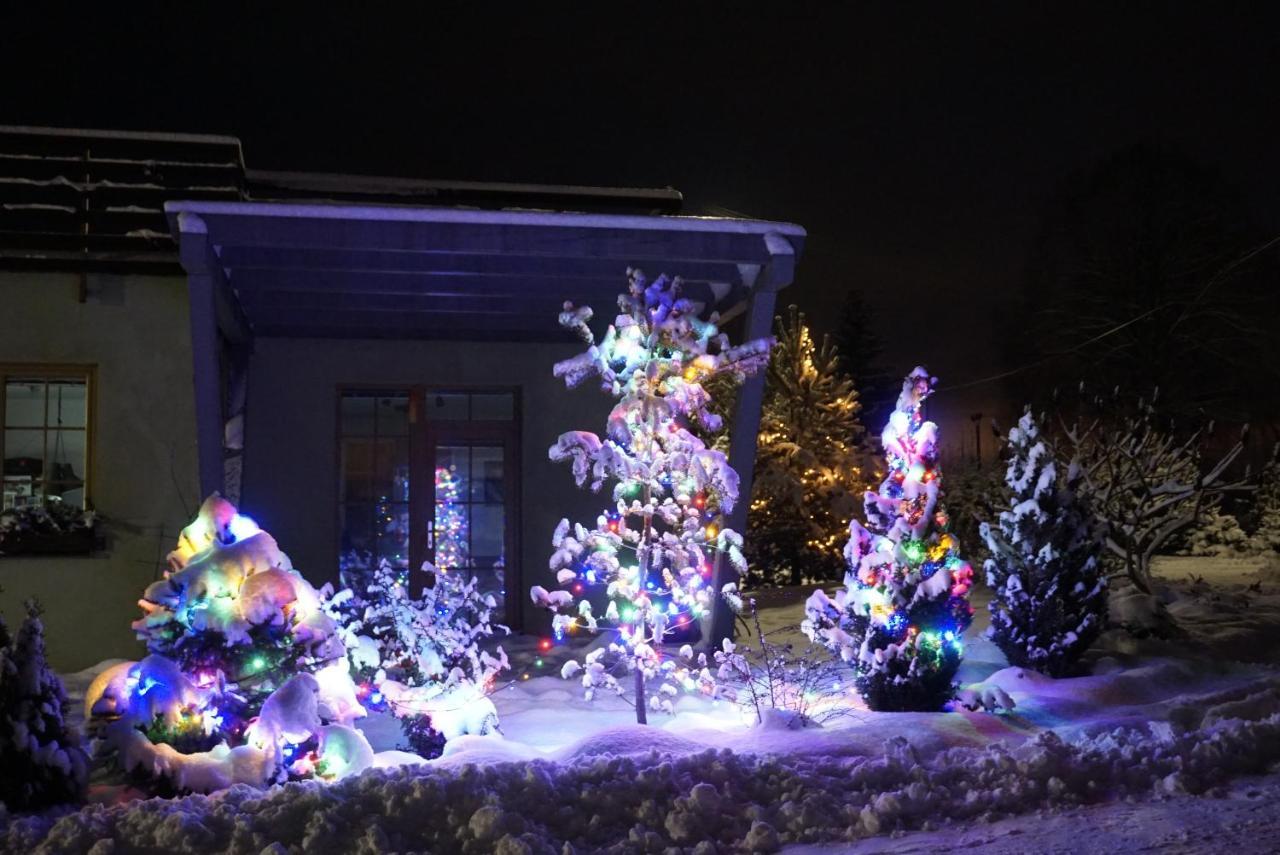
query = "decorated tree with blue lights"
(532, 269, 771, 724)
(804, 367, 975, 711)
(87, 496, 371, 792)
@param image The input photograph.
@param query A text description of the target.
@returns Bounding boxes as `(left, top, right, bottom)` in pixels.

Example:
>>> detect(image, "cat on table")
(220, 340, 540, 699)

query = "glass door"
(340, 387, 519, 627)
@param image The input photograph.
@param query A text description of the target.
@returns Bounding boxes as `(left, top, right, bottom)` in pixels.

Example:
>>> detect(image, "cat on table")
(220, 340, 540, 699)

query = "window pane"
(376, 395, 410, 436)
(426, 392, 468, 421)
(472, 393, 513, 421)
(45, 430, 85, 503)
(433, 499, 469, 571)
(340, 394, 376, 435)
(373, 437, 410, 502)
(3, 429, 44, 471)
(4, 380, 45, 427)
(470, 445, 504, 502)
(47, 381, 86, 428)
(435, 447, 469, 500)
(375, 502, 410, 568)
(471, 504, 505, 567)
(340, 438, 375, 502)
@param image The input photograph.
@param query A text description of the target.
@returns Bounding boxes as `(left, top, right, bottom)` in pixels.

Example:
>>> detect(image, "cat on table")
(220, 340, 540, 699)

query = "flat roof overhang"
(164, 200, 805, 342)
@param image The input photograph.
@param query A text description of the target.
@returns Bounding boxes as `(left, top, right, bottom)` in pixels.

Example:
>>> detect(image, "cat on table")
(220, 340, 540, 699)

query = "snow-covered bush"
(327, 556, 508, 756)
(0, 601, 89, 810)
(714, 591, 854, 726)
(804, 367, 975, 711)
(86, 495, 370, 792)
(532, 270, 770, 723)
(981, 410, 1108, 676)
(1178, 504, 1252, 557)
(1251, 460, 1280, 555)
(1058, 388, 1252, 591)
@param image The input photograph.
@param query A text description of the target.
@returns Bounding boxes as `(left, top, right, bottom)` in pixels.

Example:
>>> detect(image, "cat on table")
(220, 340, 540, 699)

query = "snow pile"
(8, 682, 1280, 852)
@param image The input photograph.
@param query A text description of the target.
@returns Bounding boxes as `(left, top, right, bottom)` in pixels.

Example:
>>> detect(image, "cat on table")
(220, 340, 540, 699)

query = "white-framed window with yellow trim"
(1, 364, 95, 512)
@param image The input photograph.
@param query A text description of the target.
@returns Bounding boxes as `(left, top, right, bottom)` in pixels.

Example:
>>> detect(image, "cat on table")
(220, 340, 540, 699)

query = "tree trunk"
(634, 666, 648, 724)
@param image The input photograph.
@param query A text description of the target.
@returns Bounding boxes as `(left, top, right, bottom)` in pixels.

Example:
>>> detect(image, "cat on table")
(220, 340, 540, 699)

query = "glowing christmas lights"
(533, 270, 771, 722)
(804, 367, 974, 711)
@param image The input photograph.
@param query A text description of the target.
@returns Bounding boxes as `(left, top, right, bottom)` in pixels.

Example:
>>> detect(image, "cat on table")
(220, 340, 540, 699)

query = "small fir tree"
(533, 270, 770, 724)
(981, 411, 1108, 676)
(0, 601, 89, 809)
(804, 367, 975, 711)
(749, 306, 875, 585)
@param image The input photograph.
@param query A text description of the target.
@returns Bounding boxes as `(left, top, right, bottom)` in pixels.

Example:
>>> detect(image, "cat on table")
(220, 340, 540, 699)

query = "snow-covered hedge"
(7, 688, 1280, 853)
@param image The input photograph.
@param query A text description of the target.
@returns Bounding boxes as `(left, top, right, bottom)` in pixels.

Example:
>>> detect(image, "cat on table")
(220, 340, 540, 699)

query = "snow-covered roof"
(165, 199, 805, 341)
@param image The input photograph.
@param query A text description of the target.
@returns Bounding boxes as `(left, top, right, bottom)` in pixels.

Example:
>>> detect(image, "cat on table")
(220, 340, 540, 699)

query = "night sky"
(4, 5, 1278, 430)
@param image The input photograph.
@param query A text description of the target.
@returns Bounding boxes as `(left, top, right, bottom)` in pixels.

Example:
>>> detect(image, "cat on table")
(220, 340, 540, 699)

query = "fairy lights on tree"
(531, 269, 771, 724)
(433, 465, 468, 571)
(804, 367, 974, 711)
(87, 496, 370, 792)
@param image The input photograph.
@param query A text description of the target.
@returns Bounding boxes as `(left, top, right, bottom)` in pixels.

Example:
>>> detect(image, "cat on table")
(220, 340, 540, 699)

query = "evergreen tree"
(981, 411, 1108, 677)
(749, 305, 874, 584)
(833, 290, 892, 432)
(804, 367, 975, 711)
(0, 601, 89, 809)
(533, 270, 770, 723)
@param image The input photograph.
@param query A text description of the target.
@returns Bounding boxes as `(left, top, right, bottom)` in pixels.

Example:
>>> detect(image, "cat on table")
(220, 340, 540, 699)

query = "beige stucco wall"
(0, 272, 200, 671)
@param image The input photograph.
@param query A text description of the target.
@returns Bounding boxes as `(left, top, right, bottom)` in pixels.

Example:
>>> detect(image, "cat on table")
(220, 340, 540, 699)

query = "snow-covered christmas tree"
(0, 601, 89, 810)
(86, 496, 371, 792)
(803, 367, 974, 711)
(532, 269, 770, 723)
(981, 411, 1108, 677)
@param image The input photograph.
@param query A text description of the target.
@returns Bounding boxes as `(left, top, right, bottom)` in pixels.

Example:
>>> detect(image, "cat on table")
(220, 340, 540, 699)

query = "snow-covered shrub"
(714, 591, 854, 726)
(0, 601, 89, 810)
(981, 410, 1108, 676)
(1178, 504, 1252, 557)
(804, 367, 975, 711)
(1058, 388, 1252, 591)
(326, 557, 509, 757)
(87, 495, 369, 792)
(532, 270, 771, 723)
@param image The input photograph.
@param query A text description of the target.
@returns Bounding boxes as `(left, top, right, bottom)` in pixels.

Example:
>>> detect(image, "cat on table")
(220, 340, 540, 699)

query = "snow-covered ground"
(5, 556, 1280, 853)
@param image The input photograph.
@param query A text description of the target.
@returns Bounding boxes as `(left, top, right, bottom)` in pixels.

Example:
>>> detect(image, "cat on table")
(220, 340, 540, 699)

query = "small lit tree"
(749, 306, 875, 585)
(804, 367, 975, 711)
(532, 269, 770, 724)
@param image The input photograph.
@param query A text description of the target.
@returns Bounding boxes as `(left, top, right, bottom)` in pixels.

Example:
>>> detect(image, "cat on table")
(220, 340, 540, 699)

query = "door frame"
(336, 384, 523, 632)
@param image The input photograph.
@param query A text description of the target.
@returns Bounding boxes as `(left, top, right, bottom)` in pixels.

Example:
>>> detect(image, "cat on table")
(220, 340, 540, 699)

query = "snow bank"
(8, 686, 1280, 853)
